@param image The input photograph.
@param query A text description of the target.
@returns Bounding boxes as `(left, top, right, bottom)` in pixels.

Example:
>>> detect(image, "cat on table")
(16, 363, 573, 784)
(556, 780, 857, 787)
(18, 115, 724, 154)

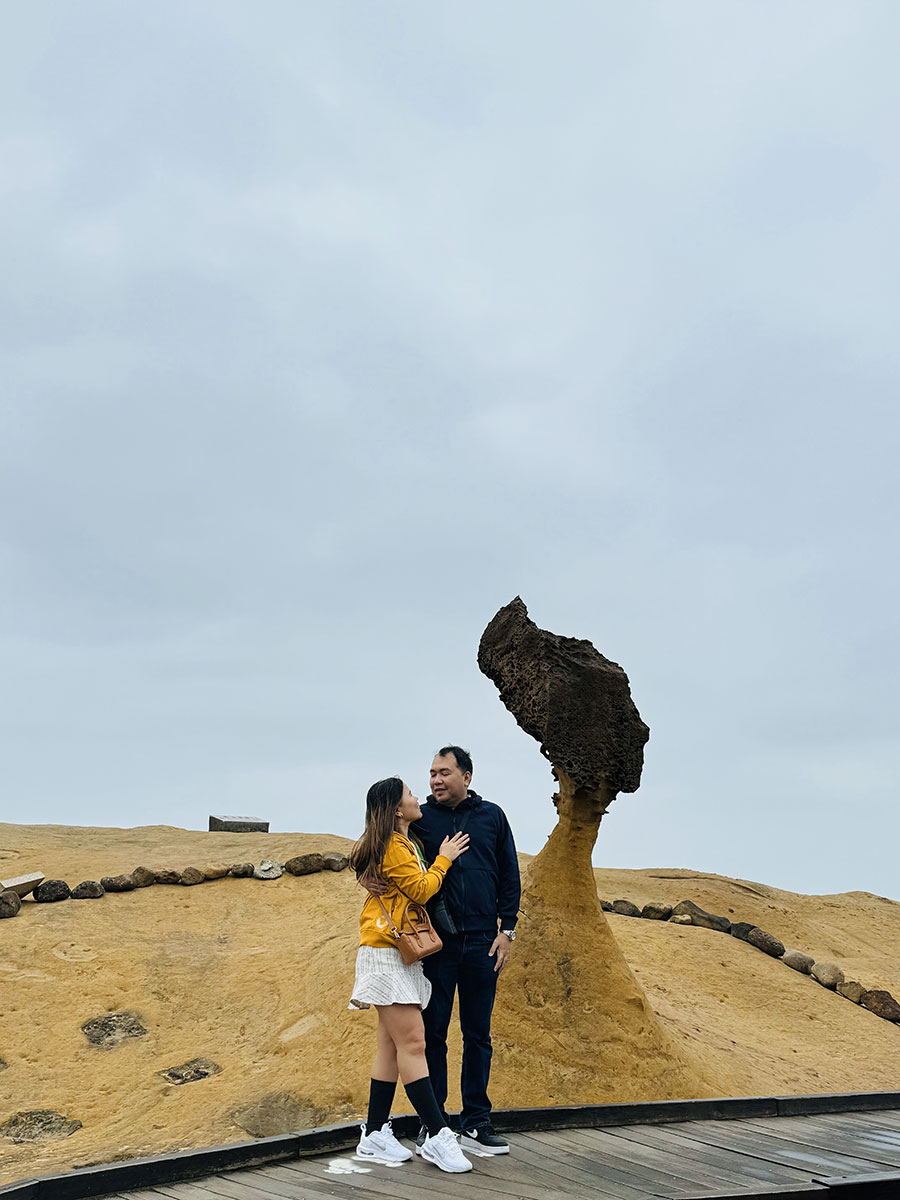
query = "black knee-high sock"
(403, 1076, 445, 1137)
(365, 1078, 397, 1134)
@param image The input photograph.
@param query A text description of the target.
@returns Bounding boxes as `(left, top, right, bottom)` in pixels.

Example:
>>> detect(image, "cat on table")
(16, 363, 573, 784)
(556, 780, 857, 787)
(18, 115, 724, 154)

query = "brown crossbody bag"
(375, 890, 443, 964)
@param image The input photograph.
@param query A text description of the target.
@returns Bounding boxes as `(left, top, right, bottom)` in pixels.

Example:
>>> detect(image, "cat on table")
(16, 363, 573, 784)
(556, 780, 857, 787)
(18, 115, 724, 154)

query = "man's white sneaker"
(355, 1122, 413, 1164)
(420, 1126, 473, 1173)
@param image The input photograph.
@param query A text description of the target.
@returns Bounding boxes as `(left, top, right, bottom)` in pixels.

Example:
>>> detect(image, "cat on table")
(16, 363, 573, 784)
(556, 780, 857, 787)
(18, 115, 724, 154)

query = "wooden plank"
(732, 1115, 900, 1168)
(601, 1124, 813, 1189)
(521, 1128, 697, 1196)
(487, 1131, 651, 1200)
(662, 1119, 886, 1177)
(514, 1130, 683, 1199)
(274, 1156, 552, 1200)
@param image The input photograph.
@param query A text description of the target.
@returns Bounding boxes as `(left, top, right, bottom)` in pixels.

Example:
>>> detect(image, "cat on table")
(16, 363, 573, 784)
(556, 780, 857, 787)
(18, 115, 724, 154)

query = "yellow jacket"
(359, 833, 452, 949)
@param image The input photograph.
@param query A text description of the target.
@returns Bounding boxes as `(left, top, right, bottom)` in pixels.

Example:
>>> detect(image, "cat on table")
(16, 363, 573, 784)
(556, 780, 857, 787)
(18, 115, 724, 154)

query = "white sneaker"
(356, 1122, 413, 1164)
(420, 1126, 473, 1173)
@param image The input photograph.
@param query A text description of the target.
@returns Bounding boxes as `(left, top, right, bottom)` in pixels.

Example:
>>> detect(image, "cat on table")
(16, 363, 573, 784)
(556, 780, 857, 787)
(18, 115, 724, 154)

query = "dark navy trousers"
(422, 930, 499, 1132)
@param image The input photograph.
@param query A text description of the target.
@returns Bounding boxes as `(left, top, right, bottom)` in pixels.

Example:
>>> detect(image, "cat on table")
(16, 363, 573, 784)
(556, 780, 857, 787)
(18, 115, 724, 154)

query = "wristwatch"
(500, 929, 517, 941)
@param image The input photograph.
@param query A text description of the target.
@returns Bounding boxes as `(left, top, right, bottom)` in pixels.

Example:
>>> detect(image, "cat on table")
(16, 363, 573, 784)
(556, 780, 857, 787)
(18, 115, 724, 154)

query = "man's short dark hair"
(437, 745, 473, 776)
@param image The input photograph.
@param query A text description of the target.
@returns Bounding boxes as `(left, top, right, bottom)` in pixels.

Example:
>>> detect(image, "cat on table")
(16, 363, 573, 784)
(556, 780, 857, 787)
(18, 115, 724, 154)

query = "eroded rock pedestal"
(478, 598, 713, 1102)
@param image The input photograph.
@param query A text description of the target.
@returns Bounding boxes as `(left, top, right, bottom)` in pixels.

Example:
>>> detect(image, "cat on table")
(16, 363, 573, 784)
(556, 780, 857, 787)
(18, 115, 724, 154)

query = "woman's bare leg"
(375, 1004, 427, 1083)
(372, 1011, 399, 1081)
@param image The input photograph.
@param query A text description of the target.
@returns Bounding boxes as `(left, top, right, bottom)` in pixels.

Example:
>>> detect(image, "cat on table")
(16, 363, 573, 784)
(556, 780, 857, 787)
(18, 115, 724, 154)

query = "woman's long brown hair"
(350, 776, 406, 885)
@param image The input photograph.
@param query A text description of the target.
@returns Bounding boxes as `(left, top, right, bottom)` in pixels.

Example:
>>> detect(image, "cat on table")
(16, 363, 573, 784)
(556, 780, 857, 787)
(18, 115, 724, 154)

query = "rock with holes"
(477, 597, 649, 792)
(158, 1057, 222, 1084)
(782, 950, 814, 974)
(0, 890, 22, 918)
(837, 980, 865, 1003)
(81, 1011, 147, 1049)
(71, 881, 105, 900)
(811, 961, 844, 989)
(254, 860, 284, 880)
(153, 868, 183, 885)
(100, 874, 135, 892)
(284, 853, 325, 876)
(671, 900, 731, 933)
(859, 989, 900, 1021)
(322, 851, 349, 872)
(181, 867, 205, 886)
(229, 862, 254, 877)
(131, 866, 156, 888)
(641, 902, 673, 921)
(746, 928, 785, 958)
(730, 922, 757, 942)
(612, 899, 642, 917)
(0, 1110, 82, 1143)
(34, 879, 71, 903)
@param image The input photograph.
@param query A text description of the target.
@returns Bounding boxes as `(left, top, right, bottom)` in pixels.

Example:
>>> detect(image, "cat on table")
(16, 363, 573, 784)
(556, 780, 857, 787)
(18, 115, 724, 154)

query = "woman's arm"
(382, 837, 452, 904)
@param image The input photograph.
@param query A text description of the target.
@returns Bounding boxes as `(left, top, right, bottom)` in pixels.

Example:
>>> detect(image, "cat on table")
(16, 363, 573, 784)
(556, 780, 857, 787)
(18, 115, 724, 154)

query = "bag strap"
(375, 893, 402, 940)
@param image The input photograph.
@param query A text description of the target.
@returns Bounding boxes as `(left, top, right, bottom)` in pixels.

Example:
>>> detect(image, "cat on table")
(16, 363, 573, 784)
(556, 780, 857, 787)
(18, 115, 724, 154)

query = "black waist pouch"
(429, 894, 459, 936)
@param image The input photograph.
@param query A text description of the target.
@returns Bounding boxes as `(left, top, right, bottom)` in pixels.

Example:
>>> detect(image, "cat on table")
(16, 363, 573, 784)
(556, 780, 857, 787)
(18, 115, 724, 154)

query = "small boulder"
(837, 980, 865, 1003)
(612, 899, 642, 917)
(0, 872, 44, 898)
(811, 961, 844, 989)
(0, 1109, 82, 1143)
(158, 1057, 222, 1084)
(670, 914, 693, 925)
(81, 1011, 147, 1049)
(671, 900, 731, 933)
(859, 989, 900, 1022)
(131, 867, 156, 888)
(322, 851, 349, 872)
(254, 860, 284, 880)
(71, 881, 105, 900)
(782, 950, 814, 974)
(100, 874, 135, 893)
(746, 928, 785, 958)
(0, 890, 22, 919)
(153, 869, 184, 885)
(181, 867, 205, 886)
(202, 864, 230, 880)
(599, 899, 613, 912)
(730, 922, 757, 942)
(229, 862, 255, 878)
(284, 853, 325, 876)
(34, 880, 70, 903)
(641, 902, 673, 921)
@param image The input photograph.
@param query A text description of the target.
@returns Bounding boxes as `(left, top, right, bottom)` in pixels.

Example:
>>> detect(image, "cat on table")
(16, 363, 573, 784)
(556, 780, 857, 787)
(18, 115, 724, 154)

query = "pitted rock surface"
(747, 928, 785, 958)
(322, 851, 349, 871)
(34, 879, 71, 903)
(71, 881, 105, 899)
(254, 860, 284, 880)
(229, 862, 254, 877)
(100, 874, 135, 892)
(81, 1011, 147, 1049)
(730, 922, 757, 942)
(672, 900, 731, 933)
(477, 597, 649, 791)
(0, 1109, 82, 1142)
(0, 890, 22, 918)
(859, 989, 900, 1021)
(153, 868, 183, 885)
(811, 961, 844, 989)
(837, 980, 865, 1003)
(641, 902, 673, 921)
(131, 866, 156, 888)
(612, 899, 642, 917)
(181, 867, 205, 886)
(159, 1057, 222, 1084)
(285, 853, 325, 876)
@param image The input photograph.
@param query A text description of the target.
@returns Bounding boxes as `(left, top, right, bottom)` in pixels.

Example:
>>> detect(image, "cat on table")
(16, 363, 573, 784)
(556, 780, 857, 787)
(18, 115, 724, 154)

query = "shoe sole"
(459, 1137, 509, 1155)
(355, 1149, 412, 1164)
(420, 1145, 472, 1173)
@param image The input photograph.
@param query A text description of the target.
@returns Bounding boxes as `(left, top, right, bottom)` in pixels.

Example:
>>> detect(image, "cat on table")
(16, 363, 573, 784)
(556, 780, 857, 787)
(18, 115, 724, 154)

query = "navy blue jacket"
(412, 791, 521, 933)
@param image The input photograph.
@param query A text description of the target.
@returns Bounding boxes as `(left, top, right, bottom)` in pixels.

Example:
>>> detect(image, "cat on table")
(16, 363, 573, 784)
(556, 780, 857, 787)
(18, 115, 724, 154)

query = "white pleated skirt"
(348, 945, 432, 1010)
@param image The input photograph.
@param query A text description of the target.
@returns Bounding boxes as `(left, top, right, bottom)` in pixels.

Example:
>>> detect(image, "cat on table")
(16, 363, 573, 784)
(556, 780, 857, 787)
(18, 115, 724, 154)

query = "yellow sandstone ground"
(1, 823, 899, 1185)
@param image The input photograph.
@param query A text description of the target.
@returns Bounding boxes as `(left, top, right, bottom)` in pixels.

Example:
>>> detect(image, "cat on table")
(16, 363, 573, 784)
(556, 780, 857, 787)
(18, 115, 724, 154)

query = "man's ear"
(463, 772, 472, 787)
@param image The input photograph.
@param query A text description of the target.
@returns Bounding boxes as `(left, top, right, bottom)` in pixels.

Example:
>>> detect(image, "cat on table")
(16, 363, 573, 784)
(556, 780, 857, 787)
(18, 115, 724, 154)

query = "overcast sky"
(2, 2, 898, 900)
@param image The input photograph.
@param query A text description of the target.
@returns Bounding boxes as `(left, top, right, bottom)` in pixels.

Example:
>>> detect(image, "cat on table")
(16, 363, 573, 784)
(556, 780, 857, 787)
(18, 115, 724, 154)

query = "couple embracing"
(348, 745, 521, 1174)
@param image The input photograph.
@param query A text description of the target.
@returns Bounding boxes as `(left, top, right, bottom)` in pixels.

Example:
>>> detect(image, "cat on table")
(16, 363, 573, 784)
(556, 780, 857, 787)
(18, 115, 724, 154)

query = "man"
(411, 745, 521, 1155)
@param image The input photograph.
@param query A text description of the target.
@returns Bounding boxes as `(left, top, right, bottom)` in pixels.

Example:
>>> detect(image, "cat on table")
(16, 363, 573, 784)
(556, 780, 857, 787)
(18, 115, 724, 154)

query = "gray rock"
(837, 980, 865, 1003)
(811, 961, 844, 989)
(670, 914, 693, 925)
(0, 872, 44, 898)
(131, 866, 156, 888)
(0, 1109, 82, 1143)
(859, 989, 900, 1021)
(746, 928, 785, 958)
(782, 950, 814, 974)
(477, 597, 649, 792)
(641, 902, 673, 921)
(81, 1011, 147, 1049)
(671, 900, 731, 933)
(730, 922, 757, 942)
(202, 864, 230, 880)
(158, 1057, 222, 1084)
(209, 815, 269, 832)
(100, 874, 135, 892)
(229, 862, 255, 878)
(0, 890, 22, 919)
(34, 879, 71, 903)
(71, 881, 105, 900)
(612, 899, 642, 917)
(322, 851, 349, 872)
(254, 860, 284, 880)
(599, 899, 613, 912)
(181, 867, 205, 886)
(153, 868, 184, 885)
(284, 854, 325, 876)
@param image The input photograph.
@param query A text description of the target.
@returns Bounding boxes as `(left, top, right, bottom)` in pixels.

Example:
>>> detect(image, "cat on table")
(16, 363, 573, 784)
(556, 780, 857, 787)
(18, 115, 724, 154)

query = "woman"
(349, 776, 472, 1173)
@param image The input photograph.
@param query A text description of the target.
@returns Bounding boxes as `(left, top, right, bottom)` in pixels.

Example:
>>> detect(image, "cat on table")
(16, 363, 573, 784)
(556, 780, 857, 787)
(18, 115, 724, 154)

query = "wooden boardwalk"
(99, 1108, 900, 1199)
